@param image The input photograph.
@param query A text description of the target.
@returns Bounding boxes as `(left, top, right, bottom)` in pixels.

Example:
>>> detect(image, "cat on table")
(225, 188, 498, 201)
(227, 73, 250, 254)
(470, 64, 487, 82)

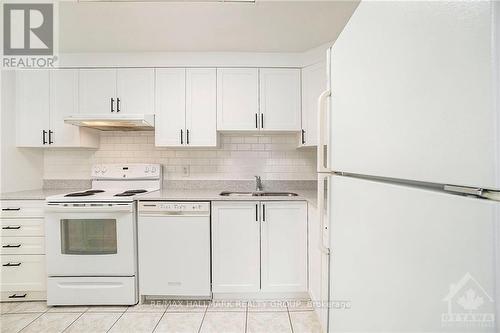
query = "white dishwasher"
(138, 201, 211, 299)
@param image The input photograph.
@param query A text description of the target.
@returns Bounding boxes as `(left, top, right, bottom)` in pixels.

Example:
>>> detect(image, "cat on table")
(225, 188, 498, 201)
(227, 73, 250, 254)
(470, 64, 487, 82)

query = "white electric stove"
(44, 164, 161, 306)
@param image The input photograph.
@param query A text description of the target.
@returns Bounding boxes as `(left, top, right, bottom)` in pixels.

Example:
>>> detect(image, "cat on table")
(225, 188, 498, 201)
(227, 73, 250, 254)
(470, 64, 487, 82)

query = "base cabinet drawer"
(1, 291, 46, 302)
(1, 219, 44, 237)
(1, 255, 46, 291)
(47, 276, 137, 306)
(1, 237, 45, 255)
(1, 201, 44, 218)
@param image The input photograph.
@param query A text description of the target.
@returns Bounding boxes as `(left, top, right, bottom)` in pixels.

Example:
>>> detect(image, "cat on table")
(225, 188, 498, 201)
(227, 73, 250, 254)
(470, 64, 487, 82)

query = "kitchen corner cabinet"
(0, 200, 46, 301)
(155, 68, 217, 147)
(259, 68, 301, 131)
(16, 70, 99, 148)
(216, 68, 259, 131)
(211, 201, 307, 294)
(79, 68, 154, 115)
(300, 61, 326, 146)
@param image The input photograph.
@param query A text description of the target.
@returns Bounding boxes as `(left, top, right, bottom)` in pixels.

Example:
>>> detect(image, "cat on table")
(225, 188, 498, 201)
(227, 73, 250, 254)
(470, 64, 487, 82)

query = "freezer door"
(328, 175, 498, 332)
(327, 1, 500, 190)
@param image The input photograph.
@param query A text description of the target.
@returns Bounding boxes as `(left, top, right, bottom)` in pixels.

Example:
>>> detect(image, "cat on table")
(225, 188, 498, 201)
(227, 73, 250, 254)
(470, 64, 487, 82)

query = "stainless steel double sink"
(219, 191, 298, 197)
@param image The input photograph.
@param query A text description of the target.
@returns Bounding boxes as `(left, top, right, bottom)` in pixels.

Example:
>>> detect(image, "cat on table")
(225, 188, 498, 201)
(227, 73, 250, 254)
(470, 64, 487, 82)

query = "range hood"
(64, 114, 154, 131)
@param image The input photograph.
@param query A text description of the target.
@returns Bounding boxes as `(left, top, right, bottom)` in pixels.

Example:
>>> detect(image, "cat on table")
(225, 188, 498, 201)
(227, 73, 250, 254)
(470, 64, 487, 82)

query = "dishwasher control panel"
(139, 201, 210, 215)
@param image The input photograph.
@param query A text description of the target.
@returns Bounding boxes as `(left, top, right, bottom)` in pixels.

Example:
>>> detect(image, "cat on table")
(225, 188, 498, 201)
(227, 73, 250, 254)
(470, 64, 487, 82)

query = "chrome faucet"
(254, 176, 263, 192)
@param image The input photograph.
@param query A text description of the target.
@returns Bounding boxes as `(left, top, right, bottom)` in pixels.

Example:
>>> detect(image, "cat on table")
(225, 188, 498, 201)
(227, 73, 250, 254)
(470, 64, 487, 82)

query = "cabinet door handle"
(261, 113, 264, 129)
(180, 130, 184, 145)
(255, 113, 258, 129)
(8, 294, 27, 299)
(2, 244, 21, 248)
(262, 204, 266, 222)
(255, 204, 258, 222)
(48, 130, 54, 144)
(301, 129, 306, 144)
(2, 226, 21, 230)
(2, 208, 20, 211)
(116, 98, 121, 112)
(111, 98, 115, 112)
(186, 130, 190, 145)
(3, 262, 21, 267)
(42, 130, 47, 145)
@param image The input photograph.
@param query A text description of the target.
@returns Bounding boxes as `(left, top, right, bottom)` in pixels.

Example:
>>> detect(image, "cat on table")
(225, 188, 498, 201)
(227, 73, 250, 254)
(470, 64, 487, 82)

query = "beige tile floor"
(0, 300, 322, 333)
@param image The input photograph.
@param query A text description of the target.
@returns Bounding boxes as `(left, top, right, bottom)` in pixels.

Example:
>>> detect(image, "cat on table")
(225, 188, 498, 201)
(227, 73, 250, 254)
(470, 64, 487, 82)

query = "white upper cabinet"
(260, 201, 307, 292)
(16, 70, 50, 147)
(217, 68, 259, 131)
(259, 68, 301, 131)
(50, 70, 99, 148)
(16, 70, 98, 148)
(155, 68, 217, 147)
(79, 69, 117, 115)
(185, 68, 217, 146)
(79, 68, 154, 115)
(300, 61, 326, 146)
(116, 69, 155, 114)
(155, 68, 186, 147)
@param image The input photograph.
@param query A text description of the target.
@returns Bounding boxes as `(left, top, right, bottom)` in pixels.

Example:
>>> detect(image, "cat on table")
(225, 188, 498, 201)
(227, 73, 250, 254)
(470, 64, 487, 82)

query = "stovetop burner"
(114, 189, 148, 197)
(64, 189, 105, 197)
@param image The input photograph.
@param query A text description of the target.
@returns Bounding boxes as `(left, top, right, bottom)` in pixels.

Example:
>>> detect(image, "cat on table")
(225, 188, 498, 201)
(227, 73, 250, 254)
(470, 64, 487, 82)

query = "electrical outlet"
(182, 165, 190, 177)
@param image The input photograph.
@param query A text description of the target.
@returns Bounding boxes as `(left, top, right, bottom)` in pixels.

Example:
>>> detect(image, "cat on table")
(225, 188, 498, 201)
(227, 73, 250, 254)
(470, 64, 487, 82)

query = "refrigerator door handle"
(317, 89, 332, 173)
(318, 175, 331, 255)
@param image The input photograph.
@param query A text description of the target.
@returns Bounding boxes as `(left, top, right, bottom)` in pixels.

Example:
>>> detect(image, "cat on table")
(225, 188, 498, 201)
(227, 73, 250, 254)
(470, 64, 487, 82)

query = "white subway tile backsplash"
(43, 132, 316, 180)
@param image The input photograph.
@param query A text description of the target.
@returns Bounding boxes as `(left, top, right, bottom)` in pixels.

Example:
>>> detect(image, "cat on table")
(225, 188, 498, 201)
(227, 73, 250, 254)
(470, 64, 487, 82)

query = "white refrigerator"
(317, 1, 500, 332)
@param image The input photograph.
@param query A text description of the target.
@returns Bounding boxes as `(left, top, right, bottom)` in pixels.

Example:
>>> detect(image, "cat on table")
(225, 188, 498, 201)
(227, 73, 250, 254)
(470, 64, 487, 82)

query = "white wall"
(43, 132, 316, 181)
(0, 71, 44, 193)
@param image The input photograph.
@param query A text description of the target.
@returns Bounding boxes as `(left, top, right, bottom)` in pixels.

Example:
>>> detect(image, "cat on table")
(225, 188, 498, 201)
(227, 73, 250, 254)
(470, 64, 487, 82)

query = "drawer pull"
(2, 244, 21, 248)
(8, 293, 27, 299)
(2, 226, 21, 230)
(3, 262, 21, 267)
(2, 208, 21, 211)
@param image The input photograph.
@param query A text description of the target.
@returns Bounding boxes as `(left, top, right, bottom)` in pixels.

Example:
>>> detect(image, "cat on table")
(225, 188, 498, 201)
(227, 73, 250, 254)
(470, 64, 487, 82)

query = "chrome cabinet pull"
(111, 98, 115, 112)
(262, 204, 266, 221)
(116, 97, 121, 112)
(2, 208, 20, 211)
(8, 294, 27, 299)
(2, 226, 21, 230)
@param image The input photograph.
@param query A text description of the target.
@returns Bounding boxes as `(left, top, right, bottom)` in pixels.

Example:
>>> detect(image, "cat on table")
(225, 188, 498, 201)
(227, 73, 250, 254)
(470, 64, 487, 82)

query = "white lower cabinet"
(211, 201, 307, 294)
(211, 202, 260, 293)
(260, 201, 307, 292)
(0, 200, 46, 301)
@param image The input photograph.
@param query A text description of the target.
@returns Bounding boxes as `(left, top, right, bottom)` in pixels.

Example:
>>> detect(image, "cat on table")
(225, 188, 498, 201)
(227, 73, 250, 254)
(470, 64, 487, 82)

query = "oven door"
(45, 203, 136, 276)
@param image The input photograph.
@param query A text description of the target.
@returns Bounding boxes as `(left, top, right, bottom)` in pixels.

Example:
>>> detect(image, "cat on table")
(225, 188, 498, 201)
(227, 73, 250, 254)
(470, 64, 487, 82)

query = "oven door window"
(60, 219, 117, 255)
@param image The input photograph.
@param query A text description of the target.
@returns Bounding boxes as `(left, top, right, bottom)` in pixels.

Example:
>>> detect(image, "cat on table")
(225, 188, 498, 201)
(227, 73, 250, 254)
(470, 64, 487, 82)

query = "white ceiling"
(59, 1, 359, 53)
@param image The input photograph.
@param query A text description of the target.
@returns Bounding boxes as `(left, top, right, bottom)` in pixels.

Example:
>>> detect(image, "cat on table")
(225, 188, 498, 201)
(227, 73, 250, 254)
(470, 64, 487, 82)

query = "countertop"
(138, 189, 317, 206)
(0, 188, 85, 200)
(1, 188, 317, 207)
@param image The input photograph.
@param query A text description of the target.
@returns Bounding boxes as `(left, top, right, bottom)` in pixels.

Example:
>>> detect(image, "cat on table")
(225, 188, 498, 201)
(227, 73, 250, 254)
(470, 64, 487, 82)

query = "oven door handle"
(45, 205, 133, 213)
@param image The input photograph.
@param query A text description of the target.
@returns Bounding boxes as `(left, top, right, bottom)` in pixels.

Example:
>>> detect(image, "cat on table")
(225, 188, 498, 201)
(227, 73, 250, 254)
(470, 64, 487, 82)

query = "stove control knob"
(151, 166, 157, 173)
(145, 166, 150, 173)
(101, 167, 107, 174)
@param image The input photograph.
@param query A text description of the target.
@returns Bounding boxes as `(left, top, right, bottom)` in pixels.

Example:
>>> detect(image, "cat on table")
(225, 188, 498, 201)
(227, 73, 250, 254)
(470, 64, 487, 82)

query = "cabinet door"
(259, 68, 301, 131)
(16, 70, 50, 147)
(155, 68, 186, 147)
(301, 61, 326, 146)
(49, 69, 80, 147)
(185, 68, 217, 146)
(116, 68, 154, 114)
(79, 69, 116, 115)
(212, 201, 260, 293)
(261, 201, 307, 292)
(217, 68, 259, 131)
